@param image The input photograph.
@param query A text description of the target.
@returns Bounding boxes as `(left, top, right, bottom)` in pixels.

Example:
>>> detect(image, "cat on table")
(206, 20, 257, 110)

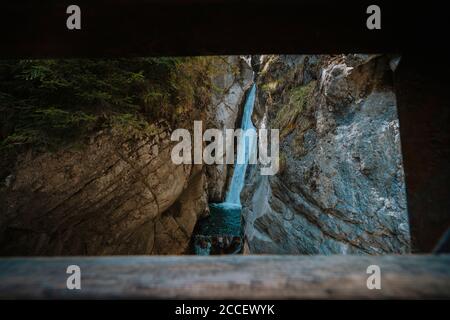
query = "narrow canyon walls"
(242, 55, 411, 254)
(0, 56, 253, 255)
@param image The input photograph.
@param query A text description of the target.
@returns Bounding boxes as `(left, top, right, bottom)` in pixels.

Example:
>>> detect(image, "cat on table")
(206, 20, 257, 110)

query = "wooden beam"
(395, 55, 450, 252)
(0, 1, 448, 58)
(0, 255, 449, 299)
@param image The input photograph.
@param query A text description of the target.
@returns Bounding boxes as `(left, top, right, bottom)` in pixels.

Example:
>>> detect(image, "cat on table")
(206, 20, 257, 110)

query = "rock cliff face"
(205, 56, 253, 202)
(0, 131, 205, 255)
(241, 55, 411, 254)
(0, 54, 411, 256)
(0, 56, 253, 255)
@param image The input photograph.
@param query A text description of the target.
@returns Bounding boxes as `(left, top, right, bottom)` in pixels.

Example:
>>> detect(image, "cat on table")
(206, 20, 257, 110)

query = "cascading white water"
(193, 84, 256, 255)
(225, 83, 257, 205)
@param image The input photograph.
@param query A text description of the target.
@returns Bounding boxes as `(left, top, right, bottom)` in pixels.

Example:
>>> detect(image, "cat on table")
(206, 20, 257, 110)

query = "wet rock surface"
(205, 56, 253, 202)
(193, 234, 242, 255)
(242, 55, 411, 254)
(0, 57, 253, 256)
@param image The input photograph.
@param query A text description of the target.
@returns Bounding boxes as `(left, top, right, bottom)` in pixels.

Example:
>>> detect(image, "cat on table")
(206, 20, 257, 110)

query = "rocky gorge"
(0, 56, 253, 255)
(0, 54, 411, 256)
(241, 54, 410, 254)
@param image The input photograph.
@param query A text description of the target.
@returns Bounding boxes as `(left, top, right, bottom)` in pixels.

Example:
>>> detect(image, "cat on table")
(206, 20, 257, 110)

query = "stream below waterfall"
(193, 84, 257, 255)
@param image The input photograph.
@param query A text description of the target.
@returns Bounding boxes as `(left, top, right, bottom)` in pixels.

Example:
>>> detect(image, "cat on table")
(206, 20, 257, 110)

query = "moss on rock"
(273, 80, 316, 138)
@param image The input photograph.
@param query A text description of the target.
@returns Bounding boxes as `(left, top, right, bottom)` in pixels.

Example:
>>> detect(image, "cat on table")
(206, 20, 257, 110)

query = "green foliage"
(261, 80, 279, 93)
(273, 81, 316, 138)
(109, 113, 158, 138)
(0, 56, 216, 178)
(0, 57, 214, 148)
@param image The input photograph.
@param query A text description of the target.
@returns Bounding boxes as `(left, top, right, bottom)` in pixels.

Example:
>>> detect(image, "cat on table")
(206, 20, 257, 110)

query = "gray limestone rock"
(242, 55, 410, 254)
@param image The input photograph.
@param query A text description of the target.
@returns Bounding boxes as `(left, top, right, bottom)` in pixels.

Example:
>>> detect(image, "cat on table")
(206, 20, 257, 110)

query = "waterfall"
(193, 83, 256, 255)
(225, 83, 257, 205)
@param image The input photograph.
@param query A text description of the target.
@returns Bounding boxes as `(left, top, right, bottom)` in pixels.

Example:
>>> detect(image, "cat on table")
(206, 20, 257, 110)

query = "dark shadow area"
(395, 54, 450, 252)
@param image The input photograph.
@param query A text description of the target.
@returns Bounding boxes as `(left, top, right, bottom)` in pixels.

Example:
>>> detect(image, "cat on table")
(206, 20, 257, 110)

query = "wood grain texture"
(0, 255, 449, 299)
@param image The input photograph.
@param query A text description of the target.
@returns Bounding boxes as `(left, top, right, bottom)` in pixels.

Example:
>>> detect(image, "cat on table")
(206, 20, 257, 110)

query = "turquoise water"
(194, 84, 256, 255)
(196, 202, 242, 236)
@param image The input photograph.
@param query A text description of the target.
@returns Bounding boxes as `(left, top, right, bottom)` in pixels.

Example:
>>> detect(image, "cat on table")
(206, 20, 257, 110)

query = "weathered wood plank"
(0, 255, 449, 299)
